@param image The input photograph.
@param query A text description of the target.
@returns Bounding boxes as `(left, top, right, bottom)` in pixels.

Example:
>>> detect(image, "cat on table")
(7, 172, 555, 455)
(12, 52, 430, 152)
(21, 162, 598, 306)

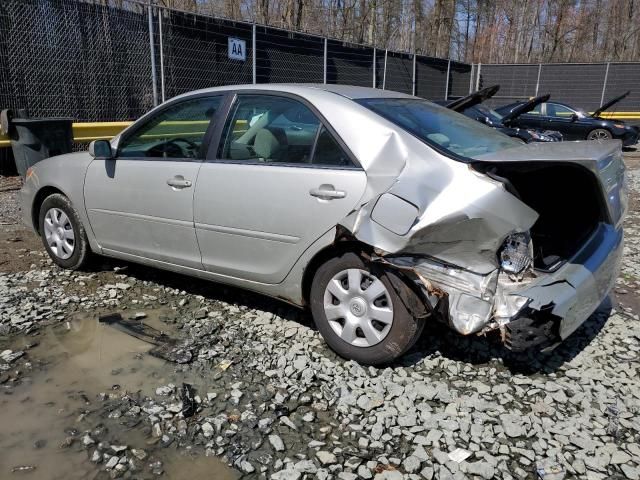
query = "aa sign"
(228, 37, 246, 61)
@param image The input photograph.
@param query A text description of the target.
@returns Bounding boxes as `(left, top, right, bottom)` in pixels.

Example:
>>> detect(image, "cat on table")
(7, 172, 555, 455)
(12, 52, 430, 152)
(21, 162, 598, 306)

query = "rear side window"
(358, 97, 518, 160)
(218, 94, 355, 168)
(527, 104, 541, 115)
(119, 96, 222, 159)
(312, 127, 353, 167)
(219, 95, 320, 164)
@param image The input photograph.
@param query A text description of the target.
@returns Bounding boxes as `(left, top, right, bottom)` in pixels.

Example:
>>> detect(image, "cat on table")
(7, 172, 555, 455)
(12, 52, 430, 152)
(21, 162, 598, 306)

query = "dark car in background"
(439, 85, 562, 143)
(496, 91, 639, 146)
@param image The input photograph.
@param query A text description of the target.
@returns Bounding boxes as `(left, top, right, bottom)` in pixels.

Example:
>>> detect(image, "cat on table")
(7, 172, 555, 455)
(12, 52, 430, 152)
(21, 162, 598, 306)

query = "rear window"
(357, 98, 519, 160)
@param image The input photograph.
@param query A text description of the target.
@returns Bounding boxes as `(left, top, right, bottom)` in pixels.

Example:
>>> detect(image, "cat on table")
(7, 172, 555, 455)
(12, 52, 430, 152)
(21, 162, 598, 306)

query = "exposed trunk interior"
(481, 162, 606, 271)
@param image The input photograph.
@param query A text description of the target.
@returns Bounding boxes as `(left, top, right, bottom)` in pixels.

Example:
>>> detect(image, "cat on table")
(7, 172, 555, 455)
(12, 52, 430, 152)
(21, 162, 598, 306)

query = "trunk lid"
(474, 140, 627, 228)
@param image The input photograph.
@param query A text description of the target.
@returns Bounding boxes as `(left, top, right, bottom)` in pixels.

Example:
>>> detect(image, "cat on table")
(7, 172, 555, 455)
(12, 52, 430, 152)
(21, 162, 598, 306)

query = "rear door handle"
(167, 175, 192, 189)
(309, 184, 346, 200)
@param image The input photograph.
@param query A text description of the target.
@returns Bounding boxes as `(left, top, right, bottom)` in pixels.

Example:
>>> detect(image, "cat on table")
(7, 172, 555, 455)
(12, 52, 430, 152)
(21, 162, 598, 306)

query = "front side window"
(220, 95, 322, 164)
(358, 98, 518, 160)
(546, 103, 575, 118)
(119, 96, 222, 159)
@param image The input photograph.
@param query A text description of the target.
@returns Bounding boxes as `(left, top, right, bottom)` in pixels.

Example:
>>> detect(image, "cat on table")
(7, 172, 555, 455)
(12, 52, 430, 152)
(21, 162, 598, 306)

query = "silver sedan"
(20, 84, 626, 364)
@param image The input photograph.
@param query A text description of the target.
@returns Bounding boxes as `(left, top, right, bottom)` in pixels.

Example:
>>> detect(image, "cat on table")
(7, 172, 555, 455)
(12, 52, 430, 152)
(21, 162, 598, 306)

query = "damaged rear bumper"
(512, 222, 623, 343)
(384, 222, 623, 351)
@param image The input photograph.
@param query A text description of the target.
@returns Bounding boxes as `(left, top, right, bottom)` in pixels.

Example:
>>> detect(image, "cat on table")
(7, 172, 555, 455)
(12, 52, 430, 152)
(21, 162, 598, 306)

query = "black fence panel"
(256, 27, 323, 84)
(477, 62, 640, 115)
(449, 61, 472, 98)
(383, 51, 413, 95)
(478, 64, 539, 107)
(415, 57, 447, 100)
(0, 0, 153, 121)
(375, 51, 385, 89)
(326, 41, 373, 87)
(538, 63, 607, 111)
(161, 12, 253, 98)
(602, 63, 640, 114)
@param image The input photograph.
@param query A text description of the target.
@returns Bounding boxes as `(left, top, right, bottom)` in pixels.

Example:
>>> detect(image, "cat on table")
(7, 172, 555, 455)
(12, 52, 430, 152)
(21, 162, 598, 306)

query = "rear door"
(85, 95, 224, 268)
(193, 92, 367, 284)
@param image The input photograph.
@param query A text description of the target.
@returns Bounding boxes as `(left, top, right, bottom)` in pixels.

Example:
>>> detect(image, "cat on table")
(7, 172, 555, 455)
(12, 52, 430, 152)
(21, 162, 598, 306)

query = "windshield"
(357, 98, 519, 160)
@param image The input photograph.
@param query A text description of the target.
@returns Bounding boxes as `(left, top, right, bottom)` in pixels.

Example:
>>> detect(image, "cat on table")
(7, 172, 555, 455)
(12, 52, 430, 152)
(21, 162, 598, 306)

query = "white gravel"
(1, 162, 639, 479)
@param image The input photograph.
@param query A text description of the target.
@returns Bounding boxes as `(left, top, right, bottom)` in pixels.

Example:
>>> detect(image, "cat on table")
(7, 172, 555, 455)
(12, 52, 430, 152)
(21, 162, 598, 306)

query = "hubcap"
(323, 268, 394, 348)
(589, 130, 610, 141)
(43, 208, 75, 260)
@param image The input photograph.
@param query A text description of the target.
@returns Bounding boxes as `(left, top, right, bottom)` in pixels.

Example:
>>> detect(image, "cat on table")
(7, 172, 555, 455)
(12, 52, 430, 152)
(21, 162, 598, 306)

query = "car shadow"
(89, 257, 312, 327)
(399, 296, 614, 375)
(88, 257, 613, 376)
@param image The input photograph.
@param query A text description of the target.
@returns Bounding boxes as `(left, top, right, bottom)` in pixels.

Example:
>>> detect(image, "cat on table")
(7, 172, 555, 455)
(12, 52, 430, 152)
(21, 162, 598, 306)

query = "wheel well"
(31, 186, 65, 234)
(301, 240, 372, 307)
(587, 127, 611, 139)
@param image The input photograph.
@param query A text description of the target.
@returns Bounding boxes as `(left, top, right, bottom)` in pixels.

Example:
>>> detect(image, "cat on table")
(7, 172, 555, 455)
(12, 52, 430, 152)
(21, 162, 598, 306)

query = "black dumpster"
(0, 109, 73, 177)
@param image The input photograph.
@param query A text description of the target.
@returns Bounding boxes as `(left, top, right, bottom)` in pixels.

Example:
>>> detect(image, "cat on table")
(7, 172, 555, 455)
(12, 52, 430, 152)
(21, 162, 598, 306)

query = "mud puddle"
(0, 310, 239, 479)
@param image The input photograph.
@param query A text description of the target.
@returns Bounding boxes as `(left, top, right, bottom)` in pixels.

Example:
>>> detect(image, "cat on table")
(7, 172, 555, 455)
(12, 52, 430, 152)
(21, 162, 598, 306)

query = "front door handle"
(167, 175, 192, 189)
(309, 184, 346, 200)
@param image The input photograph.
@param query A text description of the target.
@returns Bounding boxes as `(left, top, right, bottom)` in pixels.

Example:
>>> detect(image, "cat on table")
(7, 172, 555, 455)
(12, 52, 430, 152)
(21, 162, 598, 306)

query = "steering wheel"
(164, 137, 200, 158)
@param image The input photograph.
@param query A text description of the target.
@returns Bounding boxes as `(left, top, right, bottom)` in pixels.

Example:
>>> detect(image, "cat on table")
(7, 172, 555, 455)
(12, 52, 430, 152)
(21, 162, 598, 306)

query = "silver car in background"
(20, 84, 626, 364)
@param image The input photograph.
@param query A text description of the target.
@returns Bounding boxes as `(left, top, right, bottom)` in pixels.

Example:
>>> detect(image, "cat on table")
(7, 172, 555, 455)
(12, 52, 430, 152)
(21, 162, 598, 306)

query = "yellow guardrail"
(0, 119, 250, 148)
(0, 113, 637, 150)
(0, 121, 133, 148)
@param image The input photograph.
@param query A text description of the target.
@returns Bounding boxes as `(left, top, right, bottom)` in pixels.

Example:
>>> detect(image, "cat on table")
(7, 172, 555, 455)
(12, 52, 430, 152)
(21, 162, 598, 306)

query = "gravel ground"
(1, 154, 640, 480)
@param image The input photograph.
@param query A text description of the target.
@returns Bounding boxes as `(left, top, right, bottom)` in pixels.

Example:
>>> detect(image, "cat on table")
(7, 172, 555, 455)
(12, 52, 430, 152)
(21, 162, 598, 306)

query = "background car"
(437, 85, 563, 143)
(496, 91, 640, 146)
(20, 84, 626, 364)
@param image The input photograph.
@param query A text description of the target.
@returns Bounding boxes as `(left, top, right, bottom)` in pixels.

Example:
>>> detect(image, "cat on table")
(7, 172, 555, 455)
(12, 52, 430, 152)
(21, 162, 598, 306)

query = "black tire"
(38, 193, 91, 270)
(310, 252, 423, 365)
(587, 128, 612, 141)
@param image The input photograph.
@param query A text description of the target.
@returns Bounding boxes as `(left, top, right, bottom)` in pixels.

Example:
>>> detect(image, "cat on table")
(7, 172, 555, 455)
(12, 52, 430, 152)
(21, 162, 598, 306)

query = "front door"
(85, 95, 224, 269)
(543, 102, 585, 140)
(194, 93, 367, 284)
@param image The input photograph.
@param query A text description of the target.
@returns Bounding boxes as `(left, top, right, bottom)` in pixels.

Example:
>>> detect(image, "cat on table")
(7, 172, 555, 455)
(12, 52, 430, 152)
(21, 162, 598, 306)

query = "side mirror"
(89, 139, 114, 159)
(570, 113, 579, 122)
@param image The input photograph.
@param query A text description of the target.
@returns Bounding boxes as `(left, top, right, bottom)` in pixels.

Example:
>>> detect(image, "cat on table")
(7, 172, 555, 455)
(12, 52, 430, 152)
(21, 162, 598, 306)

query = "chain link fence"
(4, 0, 638, 175)
(0, 0, 469, 125)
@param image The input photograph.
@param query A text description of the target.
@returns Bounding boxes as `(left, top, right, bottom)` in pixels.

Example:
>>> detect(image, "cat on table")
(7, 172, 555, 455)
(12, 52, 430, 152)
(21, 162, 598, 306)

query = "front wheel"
(310, 252, 423, 365)
(587, 128, 612, 141)
(39, 193, 91, 270)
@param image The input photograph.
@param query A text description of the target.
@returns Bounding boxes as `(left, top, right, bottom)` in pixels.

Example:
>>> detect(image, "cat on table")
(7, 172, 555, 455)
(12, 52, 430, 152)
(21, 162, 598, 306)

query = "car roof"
(172, 83, 415, 101)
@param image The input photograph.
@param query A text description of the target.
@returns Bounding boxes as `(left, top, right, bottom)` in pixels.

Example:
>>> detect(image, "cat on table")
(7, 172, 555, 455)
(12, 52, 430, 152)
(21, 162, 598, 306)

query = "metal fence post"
(252, 24, 257, 84)
(323, 37, 328, 84)
(535, 63, 542, 96)
(469, 64, 475, 94)
(600, 62, 610, 107)
(372, 48, 376, 88)
(382, 49, 388, 90)
(158, 7, 165, 103)
(147, 4, 158, 106)
(475, 62, 481, 91)
(412, 53, 417, 96)
(444, 59, 451, 100)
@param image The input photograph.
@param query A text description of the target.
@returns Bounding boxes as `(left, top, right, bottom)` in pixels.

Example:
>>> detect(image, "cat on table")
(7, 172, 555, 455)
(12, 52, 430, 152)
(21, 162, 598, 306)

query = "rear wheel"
(310, 252, 423, 365)
(587, 128, 612, 141)
(39, 194, 91, 270)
